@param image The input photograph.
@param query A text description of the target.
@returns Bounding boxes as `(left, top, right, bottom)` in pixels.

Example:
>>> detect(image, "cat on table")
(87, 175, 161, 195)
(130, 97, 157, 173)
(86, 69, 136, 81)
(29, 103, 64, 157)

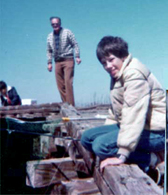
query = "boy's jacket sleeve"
(104, 108, 118, 125)
(117, 69, 150, 157)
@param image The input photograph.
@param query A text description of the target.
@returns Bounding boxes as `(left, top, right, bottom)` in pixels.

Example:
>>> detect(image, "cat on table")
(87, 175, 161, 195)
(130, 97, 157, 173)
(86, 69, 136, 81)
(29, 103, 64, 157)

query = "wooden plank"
(26, 157, 90, 188)
(94, 167, 114, 195)
(50, 178, 101, 195)
(76, 104, 110, 111)
(62, 139, 82, 160)
(61, 111, 96, 171)
(62, 120, 105, 172)
(0, 102, 61, 111)
(103, 164, 163, 195)
(61, 104, 106, 172)
(61, 104, 164, 195)
(26, 157, 78, 188)
(0, 107, 60, 115)
(46, 113, 62, 121)
(0, 103, 61, 119)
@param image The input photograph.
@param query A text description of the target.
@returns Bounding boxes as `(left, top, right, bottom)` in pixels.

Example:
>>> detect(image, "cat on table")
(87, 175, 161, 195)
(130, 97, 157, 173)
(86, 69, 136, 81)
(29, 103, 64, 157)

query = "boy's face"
(103, 54, 124, 78)
(0, 88, 7, 95)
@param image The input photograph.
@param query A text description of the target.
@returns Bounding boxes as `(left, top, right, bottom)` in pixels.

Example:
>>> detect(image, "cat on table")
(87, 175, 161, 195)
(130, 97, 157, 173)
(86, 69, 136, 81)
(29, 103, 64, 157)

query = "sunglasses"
(51, 23, 60, 27)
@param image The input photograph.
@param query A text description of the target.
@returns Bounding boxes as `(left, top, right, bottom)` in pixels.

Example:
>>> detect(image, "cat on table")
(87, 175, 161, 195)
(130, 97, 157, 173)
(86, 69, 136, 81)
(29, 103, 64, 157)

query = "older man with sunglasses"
(47, 17, 81, 106)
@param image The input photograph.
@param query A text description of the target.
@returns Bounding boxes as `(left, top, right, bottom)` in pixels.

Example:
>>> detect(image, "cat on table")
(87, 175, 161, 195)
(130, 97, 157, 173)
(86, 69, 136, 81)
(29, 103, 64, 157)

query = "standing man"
(47, 17, 81, 106)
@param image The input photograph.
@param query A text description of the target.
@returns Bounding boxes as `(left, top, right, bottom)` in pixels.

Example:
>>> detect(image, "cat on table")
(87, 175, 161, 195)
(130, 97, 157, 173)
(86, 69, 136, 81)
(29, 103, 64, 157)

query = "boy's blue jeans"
(81, 124, 165, 171)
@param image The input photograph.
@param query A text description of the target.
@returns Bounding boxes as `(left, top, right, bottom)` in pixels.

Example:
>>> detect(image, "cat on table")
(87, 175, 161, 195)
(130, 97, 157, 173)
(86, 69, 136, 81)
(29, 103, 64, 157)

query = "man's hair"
(96, 36, 129, 65)
(50, 16, 61, 24)
(0, 81, 7, 90)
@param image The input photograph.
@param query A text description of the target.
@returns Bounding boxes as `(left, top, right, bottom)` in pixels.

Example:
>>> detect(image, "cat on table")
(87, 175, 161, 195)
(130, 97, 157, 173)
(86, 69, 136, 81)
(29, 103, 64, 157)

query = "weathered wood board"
(0, 103, 61, 119)
(26, 157, 89, 188)
(103, 164, 163, 195)
(61, 104, 164, 195)
(4, 103, 164, 194)
(50, 178, 101, 195)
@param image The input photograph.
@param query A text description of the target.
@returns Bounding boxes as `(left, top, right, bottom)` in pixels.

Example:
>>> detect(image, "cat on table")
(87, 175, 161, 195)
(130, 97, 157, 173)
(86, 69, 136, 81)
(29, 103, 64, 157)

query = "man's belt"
(55, 57, 74, 62)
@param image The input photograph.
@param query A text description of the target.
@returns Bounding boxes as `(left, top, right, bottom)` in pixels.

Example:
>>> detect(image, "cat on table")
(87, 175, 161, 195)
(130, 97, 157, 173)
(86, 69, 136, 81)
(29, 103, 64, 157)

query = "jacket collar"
(7, 86, 12, 92)
(117, 54, 132, 80)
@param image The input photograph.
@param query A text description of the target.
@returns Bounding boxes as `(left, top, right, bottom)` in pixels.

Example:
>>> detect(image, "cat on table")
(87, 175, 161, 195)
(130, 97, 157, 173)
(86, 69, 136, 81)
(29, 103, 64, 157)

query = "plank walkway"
(0, 102, 61, 119)
(1, 103, 165, 194)
(60, 103, 164, 195)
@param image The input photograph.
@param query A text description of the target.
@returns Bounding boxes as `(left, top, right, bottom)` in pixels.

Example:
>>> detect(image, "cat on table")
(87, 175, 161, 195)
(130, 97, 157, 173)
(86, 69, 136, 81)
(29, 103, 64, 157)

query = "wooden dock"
(0, 103, 165, 194)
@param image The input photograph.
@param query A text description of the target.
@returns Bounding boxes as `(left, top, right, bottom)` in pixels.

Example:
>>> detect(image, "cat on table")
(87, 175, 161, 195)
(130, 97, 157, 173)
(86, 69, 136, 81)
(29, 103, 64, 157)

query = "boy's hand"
(100, 157, 124, 172)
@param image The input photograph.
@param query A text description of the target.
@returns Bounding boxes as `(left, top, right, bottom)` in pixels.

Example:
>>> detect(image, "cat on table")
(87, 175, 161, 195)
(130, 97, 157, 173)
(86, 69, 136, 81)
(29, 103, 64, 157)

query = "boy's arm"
(1, 95, 8, 106)
(104, 108, 118, 125)
(10, 87, 21, 105)
(117, 69, 150, 158)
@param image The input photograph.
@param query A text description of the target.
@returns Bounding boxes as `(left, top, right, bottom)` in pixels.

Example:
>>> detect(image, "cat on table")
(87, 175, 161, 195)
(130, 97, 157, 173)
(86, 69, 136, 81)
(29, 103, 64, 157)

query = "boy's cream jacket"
(105, 54, 166, 157)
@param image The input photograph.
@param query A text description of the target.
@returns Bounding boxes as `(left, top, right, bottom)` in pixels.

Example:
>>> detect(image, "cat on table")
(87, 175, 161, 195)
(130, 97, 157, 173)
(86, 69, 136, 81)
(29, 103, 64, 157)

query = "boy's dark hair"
(0, 81, 7, 90)
(96, 36, 129, 65)
(50, 16, 61, 24)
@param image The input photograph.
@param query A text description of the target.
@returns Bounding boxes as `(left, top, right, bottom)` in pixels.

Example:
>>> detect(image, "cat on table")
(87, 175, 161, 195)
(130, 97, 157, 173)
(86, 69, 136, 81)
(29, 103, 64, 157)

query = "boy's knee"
(92, 142, 100, 155)
(92, 139, 105, 158)
(92, 138, 118, 160)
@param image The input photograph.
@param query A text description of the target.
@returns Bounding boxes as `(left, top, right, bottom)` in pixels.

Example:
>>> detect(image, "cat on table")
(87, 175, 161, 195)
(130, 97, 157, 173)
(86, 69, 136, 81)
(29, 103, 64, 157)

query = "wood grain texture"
(103, 164, 163, 195)
(0, 103, 61, 118)
(50, 178, 101, 195)
(26, 157, 77, 188)
(61, 103, 164, 195)
(26, 157, 90, 188)
(93, 167, 114, 195)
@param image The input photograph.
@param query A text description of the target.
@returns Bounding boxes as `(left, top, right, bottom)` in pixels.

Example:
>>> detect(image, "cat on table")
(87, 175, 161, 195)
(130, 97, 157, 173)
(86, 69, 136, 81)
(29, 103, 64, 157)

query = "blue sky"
(1, 0, 168, 105)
